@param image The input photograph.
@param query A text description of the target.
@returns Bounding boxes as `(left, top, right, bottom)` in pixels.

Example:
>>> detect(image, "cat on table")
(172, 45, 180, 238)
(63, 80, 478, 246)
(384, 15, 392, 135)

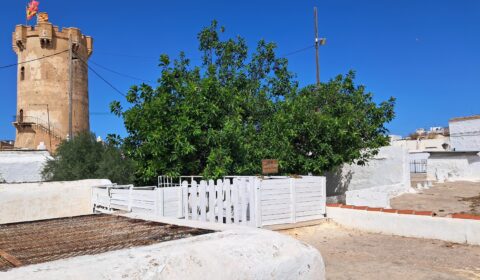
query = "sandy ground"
(391, 181, 480, 216)
(280, 222, 480, 280)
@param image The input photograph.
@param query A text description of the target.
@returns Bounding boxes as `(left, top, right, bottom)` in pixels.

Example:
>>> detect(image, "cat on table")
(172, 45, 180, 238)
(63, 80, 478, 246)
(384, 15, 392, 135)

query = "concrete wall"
(449, 117, 480, 151)
(392, 138, 450, 153)
(327, 206, 480, 245)
(326, 146, 411, 208)
(0, 179, 111, 224)
(0, 150, 51, 183)
(1, 214, 325, 280)
(427, 152, 480, 182)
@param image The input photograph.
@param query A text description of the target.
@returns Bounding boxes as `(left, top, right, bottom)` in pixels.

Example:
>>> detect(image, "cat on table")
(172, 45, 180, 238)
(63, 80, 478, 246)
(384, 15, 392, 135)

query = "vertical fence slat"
(182, 181, 189, 220)
(225, 180, 232, 224)
(217, 180, 224, 223)
(208, 180, 216, 222)
(241, 179, 248, 226)
(232, 179, 240, 224)
(191, 181, 198, 220)
(199, 181, 207, 222)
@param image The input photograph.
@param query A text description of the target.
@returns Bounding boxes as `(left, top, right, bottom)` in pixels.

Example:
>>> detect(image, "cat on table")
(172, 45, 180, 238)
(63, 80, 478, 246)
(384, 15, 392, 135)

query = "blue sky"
(0, 0, 478, 139)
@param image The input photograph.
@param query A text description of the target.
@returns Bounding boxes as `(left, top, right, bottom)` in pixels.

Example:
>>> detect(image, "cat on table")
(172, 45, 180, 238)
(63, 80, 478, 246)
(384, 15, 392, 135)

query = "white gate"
(182, 177, 259, 227)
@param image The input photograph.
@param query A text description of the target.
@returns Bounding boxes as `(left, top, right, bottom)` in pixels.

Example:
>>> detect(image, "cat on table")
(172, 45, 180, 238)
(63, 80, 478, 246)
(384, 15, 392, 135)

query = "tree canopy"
(42, 133, 135, 184)
(110, 21, 395, 184)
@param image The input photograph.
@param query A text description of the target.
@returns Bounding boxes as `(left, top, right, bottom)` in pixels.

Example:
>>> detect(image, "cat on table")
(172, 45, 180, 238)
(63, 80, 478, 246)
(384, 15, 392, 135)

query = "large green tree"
(111, 21, 395, 183)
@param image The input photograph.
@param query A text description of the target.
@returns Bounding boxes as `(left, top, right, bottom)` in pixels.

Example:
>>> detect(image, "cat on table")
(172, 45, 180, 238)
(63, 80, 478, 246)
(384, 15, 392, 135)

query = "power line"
(75, 54, 127, 98)
(94, 51, 158, 60)
(281, 45, 315, 57)
(0, 50, 69, 69)
(74, 43, 317, 99)
(96, 44, 315, 62)
(89, 60, 154, 83)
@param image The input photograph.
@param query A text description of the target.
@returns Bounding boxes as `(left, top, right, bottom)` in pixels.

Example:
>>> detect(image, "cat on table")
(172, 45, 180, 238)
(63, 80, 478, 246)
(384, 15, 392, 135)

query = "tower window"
(20, 67, 25, 81)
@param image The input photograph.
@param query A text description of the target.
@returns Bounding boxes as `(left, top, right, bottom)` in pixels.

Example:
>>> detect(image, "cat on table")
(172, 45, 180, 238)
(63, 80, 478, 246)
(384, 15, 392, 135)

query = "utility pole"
(68, 34, 73, 140)
(314, 7, 326, 87)
(314, 7, 320, 86)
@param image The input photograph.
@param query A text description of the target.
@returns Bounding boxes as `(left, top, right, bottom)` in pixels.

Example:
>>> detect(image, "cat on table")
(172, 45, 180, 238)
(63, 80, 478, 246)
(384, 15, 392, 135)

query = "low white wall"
(327, 207, 480, 245)
(0, 150, 51, 183)
(326, 146, 411, 207)
(1, 214, 325, 280)
(0, 179, 112, 224)
(427, 153, 480, 182)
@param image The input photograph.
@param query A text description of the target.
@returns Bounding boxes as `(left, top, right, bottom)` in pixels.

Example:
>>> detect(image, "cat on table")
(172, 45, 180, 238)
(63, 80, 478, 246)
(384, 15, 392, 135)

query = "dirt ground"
(391, 181, 480, 216)
(280, 222, 480, 280)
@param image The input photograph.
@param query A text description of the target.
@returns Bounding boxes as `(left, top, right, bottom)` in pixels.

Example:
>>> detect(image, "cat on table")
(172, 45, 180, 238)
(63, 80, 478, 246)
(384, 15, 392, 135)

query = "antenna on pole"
(314, 7, 326, 87)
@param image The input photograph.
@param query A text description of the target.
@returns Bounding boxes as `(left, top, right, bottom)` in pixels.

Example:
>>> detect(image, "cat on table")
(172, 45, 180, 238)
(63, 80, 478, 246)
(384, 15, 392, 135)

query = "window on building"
(20, 67, 25, 81)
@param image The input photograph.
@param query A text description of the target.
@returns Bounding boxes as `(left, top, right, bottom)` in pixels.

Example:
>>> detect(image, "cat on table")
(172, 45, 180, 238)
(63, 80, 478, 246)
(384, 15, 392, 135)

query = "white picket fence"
(92, 176, 326, 227)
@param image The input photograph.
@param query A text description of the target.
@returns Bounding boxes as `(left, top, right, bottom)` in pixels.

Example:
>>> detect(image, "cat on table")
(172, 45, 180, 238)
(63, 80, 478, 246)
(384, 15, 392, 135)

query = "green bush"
(42, 133, 135, 184)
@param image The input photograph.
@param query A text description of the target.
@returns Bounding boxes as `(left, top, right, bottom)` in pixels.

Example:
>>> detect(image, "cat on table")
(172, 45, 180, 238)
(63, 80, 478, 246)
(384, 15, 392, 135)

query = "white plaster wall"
(392, 138, 450, 153)
(409, 152, 429, 161)
(427, 154, 480, 182)
(0, 179, 111, 224)
(1, 214, 325, 280)
(327, 207, 480, 245)
(326, 146, 411, 207)
(449, 118, 480, 151)
(0, 150, 51, 183)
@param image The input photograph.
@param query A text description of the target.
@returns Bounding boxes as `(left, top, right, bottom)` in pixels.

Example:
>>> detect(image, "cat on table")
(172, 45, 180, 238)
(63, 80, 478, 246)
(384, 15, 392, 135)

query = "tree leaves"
(111, 21, 396, 184)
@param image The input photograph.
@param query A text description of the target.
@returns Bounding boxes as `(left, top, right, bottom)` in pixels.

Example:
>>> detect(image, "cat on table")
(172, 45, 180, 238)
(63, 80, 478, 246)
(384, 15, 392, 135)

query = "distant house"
(449, 115, 480, 151)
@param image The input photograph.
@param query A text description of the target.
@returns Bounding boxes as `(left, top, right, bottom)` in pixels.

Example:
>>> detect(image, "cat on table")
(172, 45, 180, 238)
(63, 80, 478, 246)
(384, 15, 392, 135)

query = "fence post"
(217, 179, 224, 223)
(254, 178, 262, 228)
(157, 187, 164, 217)
(290, 178, 296, 224)
(177, 186, 183, 218)
(182, 181, 189, 220)
(322, 177, 327, 215)
(232, 179, 240, 224)
(107, 185, 112, 212)
(225, 180, 232, 224)
(247, 177, 255, 227)
(241, 179, 248, 226)
(127, 185, 133, 212)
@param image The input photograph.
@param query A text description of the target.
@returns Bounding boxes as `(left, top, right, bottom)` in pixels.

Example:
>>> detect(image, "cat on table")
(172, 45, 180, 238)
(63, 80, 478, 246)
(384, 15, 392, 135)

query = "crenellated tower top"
(12, 12, 93, 57)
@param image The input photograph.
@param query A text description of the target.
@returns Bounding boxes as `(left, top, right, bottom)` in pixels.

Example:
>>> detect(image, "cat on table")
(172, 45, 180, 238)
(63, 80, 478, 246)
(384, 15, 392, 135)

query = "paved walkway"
(281, 222, 480, 280)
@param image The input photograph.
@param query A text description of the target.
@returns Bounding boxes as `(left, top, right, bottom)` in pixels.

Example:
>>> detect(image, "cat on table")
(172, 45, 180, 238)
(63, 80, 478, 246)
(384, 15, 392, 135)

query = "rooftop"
(449, 115, 480, 123)
(0, 214, 214, 271)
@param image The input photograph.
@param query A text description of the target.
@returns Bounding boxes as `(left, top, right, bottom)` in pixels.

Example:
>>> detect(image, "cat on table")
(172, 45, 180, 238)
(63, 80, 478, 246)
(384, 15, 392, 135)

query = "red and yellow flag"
(26, 1, 39, 21)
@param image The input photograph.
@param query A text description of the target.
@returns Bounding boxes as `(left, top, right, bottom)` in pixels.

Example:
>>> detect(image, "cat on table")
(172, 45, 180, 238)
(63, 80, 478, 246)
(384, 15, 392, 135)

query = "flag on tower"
(26, 1, 40, 21)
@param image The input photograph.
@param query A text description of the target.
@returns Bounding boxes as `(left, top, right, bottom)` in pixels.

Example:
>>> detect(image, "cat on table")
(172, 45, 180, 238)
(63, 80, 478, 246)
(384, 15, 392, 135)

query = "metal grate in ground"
(0, 214, 214, 271)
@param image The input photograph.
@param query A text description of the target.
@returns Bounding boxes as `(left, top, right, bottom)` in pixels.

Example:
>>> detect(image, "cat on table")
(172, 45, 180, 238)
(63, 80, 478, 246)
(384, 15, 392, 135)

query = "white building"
(449, 115, 480, 151)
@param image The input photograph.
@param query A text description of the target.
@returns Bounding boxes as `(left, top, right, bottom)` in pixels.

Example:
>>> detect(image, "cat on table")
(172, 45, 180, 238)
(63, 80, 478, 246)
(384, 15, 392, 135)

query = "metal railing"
(13, 115, 66, 140)
(410, 159, 427, 173)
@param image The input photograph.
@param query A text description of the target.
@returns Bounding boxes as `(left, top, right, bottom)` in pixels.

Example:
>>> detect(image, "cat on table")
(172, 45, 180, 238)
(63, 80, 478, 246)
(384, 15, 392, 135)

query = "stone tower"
(12, 13, 93, 152)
